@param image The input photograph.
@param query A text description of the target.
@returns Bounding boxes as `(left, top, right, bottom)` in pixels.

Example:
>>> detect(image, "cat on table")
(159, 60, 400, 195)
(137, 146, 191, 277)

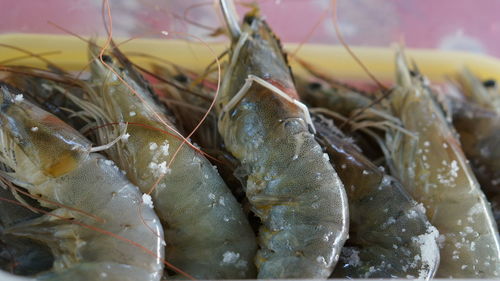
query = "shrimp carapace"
(0, 82, 90, 177)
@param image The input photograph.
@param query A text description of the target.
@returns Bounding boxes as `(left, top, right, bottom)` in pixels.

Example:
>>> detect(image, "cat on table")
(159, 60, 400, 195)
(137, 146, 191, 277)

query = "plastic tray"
(2, 33, 500, 85)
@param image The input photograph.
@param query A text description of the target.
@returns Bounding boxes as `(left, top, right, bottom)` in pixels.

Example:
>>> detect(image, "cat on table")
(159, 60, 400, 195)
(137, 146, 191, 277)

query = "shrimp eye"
(243, 15, 256, 25)
(308, 82, 322, 91)
(100, 55, 113, 63)
(483, 79, 496, 88)
(174, 74, 188, 83)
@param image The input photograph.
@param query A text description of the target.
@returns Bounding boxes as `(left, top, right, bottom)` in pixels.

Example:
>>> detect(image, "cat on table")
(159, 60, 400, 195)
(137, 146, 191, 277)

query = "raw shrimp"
(451, 102, 500, 228)
(217, 1, 348, 278)
(0, 83, 165, 281)
(450, 70, 500, 227)
(151, 65, 263, 233)
(384, 51, 500, 277)
(78, 44, 257, 279)
(313, 114, 439, 279)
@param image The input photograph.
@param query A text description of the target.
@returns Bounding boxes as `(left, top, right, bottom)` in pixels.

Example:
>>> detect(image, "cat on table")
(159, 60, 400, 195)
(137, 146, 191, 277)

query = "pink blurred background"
(2, 0, 500, 57)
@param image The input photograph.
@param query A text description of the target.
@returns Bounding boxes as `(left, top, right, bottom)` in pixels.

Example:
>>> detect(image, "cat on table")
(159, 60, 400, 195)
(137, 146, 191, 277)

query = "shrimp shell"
(81, 44, 257, 279)
(313, 114, 439, 279)
(450, 72, 500, 228)
(385, 51, 500, 277)
(0, 83, 165, 281)
(217, 3, 349, 278)
(453, 108, 500, 226)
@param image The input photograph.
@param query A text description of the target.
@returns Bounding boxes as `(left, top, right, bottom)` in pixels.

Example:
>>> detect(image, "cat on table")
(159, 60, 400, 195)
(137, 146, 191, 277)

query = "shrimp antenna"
(0, 43, 65, 73)
(133, 62, 212, 101)
(330, 0, 386, 91)
(294, 56, 372, 95)
(290, 9, 330, 57)
(220, 0, 241, 39)
(47, 21, 99, 49)
(329, 0, 393, 129)
(0, 65, 81, 87)
(182, 2, 220, 32)
(0, 50, 60, 66)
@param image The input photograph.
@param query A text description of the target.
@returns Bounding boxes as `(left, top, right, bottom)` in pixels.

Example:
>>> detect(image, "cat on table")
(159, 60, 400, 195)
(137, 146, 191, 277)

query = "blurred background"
(2, 0, 500, 57)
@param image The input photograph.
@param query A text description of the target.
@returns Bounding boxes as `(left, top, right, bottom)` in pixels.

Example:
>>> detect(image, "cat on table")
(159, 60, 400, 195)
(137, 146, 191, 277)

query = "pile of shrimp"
(0, 0, 499, 280)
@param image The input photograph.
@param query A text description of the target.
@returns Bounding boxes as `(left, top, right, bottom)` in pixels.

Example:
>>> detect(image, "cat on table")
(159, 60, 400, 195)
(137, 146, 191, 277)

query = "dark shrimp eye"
(174, 74, 188, 83)
(100, 55, 113, 64)
(483, 79, 496, 88)
(243, 15, 256, 25)
(409, 70, 417, 77)
(308, 82, 322, 91)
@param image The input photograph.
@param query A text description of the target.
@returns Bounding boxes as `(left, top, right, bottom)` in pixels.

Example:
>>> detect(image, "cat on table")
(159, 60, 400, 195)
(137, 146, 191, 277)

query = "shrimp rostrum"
(217, 1, 349, 278)
(0, 83, 165, 281)
(385, 51, 500, 277)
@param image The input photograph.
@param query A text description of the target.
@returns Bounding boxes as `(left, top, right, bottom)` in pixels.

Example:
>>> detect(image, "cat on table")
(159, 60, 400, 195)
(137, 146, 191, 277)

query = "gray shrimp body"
(314, 115, 439, 279)
(385, 52, 500, 278)
(451, 71, 500, 227)
(297, 76, 440, 279)
(451, 100, 500, 227)
(217, 2, 349, 278)
(84, 45, 257, 279)
(0, 83, 165, 281)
